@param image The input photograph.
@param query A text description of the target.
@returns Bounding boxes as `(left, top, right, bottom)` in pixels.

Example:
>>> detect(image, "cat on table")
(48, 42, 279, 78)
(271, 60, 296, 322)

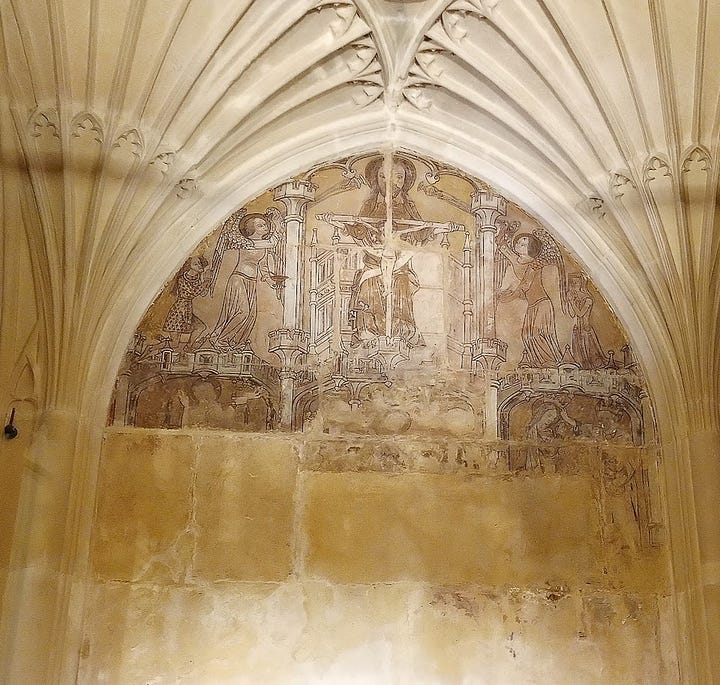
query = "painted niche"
(110, 151, 651, 452)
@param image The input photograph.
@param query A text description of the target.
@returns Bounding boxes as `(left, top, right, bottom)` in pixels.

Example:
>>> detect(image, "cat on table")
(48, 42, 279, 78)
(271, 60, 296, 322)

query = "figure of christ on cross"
(315, 155, 465, 348)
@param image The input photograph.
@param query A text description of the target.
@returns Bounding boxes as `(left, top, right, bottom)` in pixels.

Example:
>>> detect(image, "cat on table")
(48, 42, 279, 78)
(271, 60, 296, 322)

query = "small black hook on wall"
(4, 408, 18, 439)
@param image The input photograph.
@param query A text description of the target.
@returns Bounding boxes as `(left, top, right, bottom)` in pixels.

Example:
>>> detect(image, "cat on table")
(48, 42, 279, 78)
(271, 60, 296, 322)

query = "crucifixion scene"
(110, 151, 648, 450)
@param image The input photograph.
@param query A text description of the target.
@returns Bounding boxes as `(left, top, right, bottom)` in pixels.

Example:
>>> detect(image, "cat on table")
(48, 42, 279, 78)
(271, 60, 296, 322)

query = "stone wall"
(79, 427, 675, 684)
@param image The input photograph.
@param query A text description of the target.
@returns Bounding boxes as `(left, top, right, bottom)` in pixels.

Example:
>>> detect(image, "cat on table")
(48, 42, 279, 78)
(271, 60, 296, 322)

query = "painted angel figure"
(200, 207, 285, 352)
(496, 222, 571, 368)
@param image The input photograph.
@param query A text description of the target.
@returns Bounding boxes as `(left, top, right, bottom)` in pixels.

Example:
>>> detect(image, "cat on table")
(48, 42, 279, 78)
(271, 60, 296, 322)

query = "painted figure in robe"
(201, 208, 283, 352)
(567, 272, 607, 369)
(525, 394, 578, 470)
(497, 227, 570, 368)
(160, 255, 211, 351)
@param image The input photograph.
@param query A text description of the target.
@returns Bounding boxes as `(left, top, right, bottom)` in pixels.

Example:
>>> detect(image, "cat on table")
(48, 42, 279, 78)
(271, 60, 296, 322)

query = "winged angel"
(200, 207, 285, 352)
(495, 222, 571, 368)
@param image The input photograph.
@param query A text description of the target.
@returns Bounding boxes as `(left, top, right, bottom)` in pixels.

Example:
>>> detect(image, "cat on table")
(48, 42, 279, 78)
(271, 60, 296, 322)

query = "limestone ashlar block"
(79, 581, 305, 684)
(302, 472, 601, 585)
(409, 586, 581, 682)
(577, 591, 666, 683)
(79, 580, 410, 684)
(290, 580, 413, 682)
(193, 435, 298, 582)
(91, 432, 195, 582)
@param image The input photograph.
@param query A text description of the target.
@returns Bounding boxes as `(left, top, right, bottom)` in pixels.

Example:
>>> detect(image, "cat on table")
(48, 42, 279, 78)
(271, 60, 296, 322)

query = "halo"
(364, 156, 384, 193)
(392, 155, 417, 192)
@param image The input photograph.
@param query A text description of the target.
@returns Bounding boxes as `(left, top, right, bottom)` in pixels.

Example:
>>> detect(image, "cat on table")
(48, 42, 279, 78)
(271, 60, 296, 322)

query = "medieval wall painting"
(99, 152, 668, 683)
(109, 149, 665, 565)
(111, 150, 654, 480)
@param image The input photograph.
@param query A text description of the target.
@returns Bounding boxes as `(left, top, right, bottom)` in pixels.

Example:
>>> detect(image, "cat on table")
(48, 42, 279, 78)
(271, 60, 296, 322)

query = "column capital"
(273, 179, 317, 203)
(471, 189, 507, 229)
(471, 338, 508, 371)
(268, 328, 310, 369)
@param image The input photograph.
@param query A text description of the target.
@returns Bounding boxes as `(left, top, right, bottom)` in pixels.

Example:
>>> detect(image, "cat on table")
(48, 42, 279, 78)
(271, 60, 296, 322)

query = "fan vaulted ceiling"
(2, 0, 718, 428)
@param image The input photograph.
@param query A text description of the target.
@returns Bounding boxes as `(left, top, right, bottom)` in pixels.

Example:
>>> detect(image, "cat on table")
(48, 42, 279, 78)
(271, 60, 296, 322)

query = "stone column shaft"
(470, 190, 507, 371)
(271, 180, 315, 429)
(687, 430, 720, 682)
(274, 180, 316, 331)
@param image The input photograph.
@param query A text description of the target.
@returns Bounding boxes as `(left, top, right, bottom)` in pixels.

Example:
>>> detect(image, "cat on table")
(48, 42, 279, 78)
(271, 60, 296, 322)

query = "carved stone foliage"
(72, 113, 104, 144)
(113, 128, 144, 157)
(440, 0, 502, 42)
(644, 155, 671, 183)
(111, 150, 645, 444)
